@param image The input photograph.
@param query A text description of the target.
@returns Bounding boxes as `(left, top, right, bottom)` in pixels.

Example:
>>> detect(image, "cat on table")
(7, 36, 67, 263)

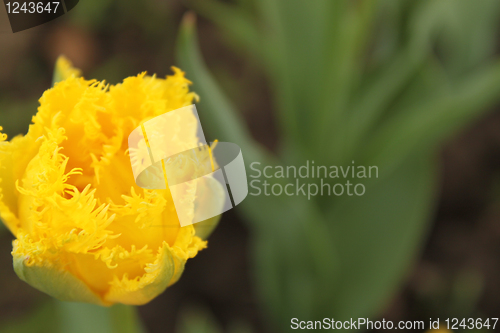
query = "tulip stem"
(56, 301, 145, 333)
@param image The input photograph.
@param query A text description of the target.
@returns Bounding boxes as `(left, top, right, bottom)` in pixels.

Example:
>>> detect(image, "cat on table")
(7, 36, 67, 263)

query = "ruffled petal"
(13, 239, 107, 306)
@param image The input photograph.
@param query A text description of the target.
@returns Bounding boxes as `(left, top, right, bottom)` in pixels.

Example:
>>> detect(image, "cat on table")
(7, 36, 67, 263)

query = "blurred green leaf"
(185, 0, 261, 59)
(336, 0, 455, 164)
(176, 307, 222, 333)
(0, 302, 57, 333)
(175, 13, 271, 165)
(177, 306, 253, 333)
(254, 0, 341, 147)
(175, 7, 451, 330)
(176, 13, 339, 327)
(449, 269, 484, 317)
(325, 152, 437, 320)
(184, 0, 500, 331)
(315, 0, 378, 158)
(366, 59, 500, 173)
(436, 0, 500, 75)
(67, 0, 115, 30)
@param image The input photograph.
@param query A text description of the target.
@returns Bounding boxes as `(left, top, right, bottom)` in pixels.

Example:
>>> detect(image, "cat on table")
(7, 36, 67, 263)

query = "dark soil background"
(0, 1, 499, 332)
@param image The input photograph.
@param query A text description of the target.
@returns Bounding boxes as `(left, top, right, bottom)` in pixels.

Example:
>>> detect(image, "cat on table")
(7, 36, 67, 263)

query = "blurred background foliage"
(1, 0, 500, 332)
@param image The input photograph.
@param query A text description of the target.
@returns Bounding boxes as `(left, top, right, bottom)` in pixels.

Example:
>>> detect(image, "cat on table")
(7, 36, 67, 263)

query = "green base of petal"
(13, 253, 108, 306)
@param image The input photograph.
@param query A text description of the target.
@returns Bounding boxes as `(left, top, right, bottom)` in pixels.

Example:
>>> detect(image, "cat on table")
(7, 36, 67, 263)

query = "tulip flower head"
(0, 57, 220, 306)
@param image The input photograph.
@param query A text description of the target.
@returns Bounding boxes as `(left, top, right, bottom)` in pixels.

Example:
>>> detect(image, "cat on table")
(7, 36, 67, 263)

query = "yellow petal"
(192, 176, 225, 240)
(103, 241, 176, 305)
(104, 226, 205, 305)
(53, 56, 82, 85)
(13, 240, 107, 306)
(1, 65, 213, 306)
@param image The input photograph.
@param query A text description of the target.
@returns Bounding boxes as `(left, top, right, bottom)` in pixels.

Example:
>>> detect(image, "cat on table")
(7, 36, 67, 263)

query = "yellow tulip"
(0, 57, 219, 306)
